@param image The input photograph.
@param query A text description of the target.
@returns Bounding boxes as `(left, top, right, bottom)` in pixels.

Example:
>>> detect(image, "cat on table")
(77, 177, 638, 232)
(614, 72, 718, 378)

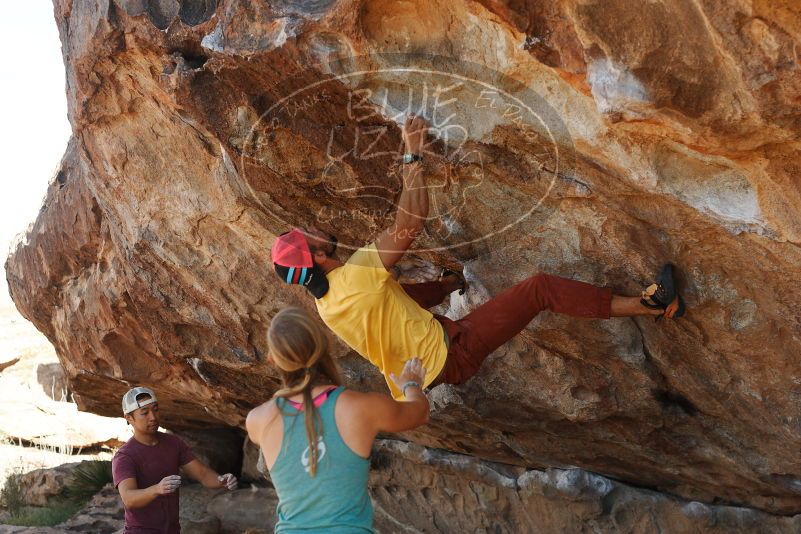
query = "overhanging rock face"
(6, 0, 801, 524)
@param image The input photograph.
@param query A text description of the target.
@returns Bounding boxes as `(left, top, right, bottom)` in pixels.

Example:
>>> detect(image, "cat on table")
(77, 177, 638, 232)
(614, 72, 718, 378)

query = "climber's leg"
(433, 273, 613, 385)
(401, 282, 450, 309)
(401, 273, 464, 309)
(611, 295, 669, 317)
(461, 272, 613, 352)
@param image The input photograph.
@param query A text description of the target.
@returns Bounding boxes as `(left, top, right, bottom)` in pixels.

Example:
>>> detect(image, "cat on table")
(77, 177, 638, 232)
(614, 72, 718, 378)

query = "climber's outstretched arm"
(375, 115, 429, 270)
(375, 161, 428, 269)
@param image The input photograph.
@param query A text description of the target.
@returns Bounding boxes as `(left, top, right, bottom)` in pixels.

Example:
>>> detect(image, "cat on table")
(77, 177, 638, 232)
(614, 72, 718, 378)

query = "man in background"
(112, 387, 238, 533)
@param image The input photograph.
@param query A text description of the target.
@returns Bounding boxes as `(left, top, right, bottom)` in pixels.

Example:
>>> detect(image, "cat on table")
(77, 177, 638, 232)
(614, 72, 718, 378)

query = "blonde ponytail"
(268, 307, 343, 477)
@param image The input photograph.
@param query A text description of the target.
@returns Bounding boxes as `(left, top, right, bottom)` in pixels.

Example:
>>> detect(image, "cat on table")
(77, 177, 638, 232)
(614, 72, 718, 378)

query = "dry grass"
(1, 501, 84, 527)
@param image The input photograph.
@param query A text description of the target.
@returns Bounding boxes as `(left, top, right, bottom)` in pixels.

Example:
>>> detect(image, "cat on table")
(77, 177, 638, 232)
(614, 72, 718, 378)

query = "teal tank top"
(270, 387, 373, 533)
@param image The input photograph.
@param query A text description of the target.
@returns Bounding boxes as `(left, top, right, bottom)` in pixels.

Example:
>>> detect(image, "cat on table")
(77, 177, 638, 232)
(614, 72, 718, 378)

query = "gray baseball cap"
(122, 386, 158, 415)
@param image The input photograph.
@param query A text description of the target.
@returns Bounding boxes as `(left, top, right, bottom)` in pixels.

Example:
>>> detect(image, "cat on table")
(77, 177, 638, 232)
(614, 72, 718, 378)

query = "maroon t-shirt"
(112, 432, 195, 534)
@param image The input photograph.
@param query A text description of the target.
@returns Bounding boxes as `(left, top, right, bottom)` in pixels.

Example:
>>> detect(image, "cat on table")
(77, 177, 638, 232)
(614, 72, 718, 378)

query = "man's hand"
(182, 459, 238, 491)
(155, 475, 181, 495)
(402, 115, 428, 156)
(218, 473, 238, 491)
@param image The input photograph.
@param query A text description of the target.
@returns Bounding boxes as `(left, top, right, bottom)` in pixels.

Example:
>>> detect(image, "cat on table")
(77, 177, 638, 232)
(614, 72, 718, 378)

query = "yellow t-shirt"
(315, 243, 448, 399)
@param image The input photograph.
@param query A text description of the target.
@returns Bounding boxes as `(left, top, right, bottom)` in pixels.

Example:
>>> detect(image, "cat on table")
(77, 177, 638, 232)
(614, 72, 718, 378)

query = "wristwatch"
(401, 153, 423, 164)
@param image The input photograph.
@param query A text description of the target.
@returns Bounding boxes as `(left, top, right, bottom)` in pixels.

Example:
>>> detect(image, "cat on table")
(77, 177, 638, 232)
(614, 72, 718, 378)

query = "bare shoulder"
(337, 388, 372, 404)
(336, 389, 370, 412)
(337, 389, 391, 413)
(334, 389, 378, 432)
(335, 389, 357, 409)
(246, 399, 279, 432)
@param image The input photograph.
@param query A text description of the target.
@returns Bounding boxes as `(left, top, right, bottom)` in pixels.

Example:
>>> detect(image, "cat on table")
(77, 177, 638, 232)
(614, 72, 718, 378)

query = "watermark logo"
(240, 54, 574, 254)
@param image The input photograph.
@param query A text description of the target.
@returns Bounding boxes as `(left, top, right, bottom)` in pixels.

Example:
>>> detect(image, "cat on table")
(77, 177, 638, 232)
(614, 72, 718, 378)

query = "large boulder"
(206, 488, 278, 534)
(58, 484, 124, 534)
(5, 0, 801, 528)
(12, 462, 81, 507)
(367, 440, 801, 533)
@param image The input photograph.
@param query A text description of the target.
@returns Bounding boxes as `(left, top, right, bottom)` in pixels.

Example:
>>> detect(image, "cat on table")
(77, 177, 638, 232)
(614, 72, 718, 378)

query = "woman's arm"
(365, 358, 430, 433)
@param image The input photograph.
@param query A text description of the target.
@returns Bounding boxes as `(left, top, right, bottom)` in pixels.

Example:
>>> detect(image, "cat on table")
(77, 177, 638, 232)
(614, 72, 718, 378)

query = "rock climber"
(270, 115, 685, 398)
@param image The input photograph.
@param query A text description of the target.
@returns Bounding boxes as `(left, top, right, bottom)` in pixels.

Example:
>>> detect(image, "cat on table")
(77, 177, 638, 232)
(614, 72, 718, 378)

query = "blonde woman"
(246, 307, 429, 533)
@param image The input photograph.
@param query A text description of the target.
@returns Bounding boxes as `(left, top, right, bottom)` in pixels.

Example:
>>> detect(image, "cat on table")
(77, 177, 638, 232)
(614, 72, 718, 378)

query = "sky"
(0, 3, 71, 304)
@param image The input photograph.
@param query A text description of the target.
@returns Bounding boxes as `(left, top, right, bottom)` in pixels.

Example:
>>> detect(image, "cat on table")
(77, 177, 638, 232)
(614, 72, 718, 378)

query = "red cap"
(271, 229, 313, 268)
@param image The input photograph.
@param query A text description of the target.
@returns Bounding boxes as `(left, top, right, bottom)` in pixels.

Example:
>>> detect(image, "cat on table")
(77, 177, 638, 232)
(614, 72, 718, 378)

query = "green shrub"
(0, 469, 24, 516)
(64, 460, 113, 504)
(2, 460, 112, 527)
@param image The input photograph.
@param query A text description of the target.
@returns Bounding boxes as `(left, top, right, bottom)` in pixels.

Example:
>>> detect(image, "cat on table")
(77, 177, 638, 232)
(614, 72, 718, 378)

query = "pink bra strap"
(287, 386, 338, 411)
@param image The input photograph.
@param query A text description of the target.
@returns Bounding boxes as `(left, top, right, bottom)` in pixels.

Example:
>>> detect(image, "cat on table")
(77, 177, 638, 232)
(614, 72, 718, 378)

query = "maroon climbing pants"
(401, 273, 612, 386)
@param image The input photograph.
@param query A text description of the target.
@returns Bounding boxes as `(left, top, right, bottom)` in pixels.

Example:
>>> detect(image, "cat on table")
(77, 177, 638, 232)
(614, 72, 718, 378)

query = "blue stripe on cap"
(286, 267, 295, 284)
(300, 267, 308, 284)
